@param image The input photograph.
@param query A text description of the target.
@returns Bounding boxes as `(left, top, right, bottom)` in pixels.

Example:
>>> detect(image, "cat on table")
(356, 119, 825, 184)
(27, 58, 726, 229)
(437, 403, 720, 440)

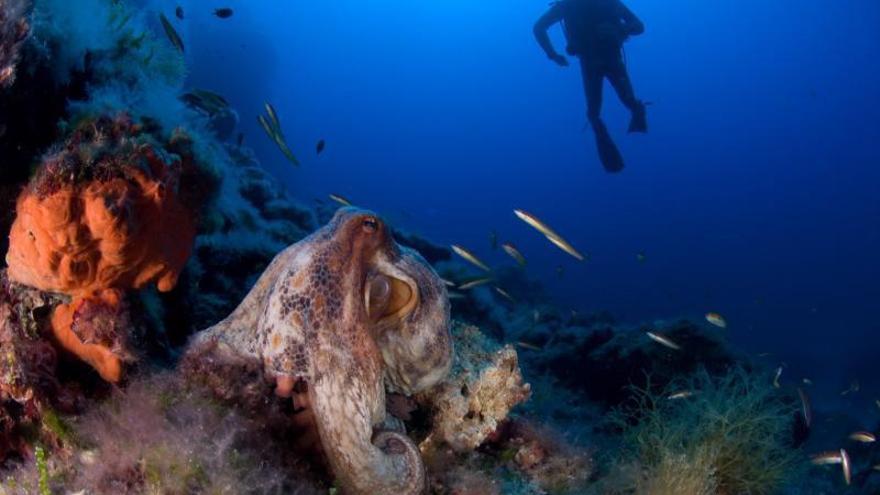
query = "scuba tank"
(559, 0, 627, 57)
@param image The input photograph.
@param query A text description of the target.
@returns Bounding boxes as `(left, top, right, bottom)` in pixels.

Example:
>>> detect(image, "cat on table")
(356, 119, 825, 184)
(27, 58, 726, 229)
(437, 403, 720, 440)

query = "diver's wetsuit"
(534, 0, 645, 172)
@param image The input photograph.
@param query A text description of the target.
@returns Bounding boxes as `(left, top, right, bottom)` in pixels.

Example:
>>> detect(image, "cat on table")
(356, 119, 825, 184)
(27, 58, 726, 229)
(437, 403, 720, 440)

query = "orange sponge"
(6, 161, 194, 296)
(4, 114, 197, 382)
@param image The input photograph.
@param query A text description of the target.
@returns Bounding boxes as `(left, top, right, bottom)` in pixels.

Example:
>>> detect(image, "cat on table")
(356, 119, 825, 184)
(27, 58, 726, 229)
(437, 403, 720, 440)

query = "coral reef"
(184, 208, 453, 495)
(0, 0, 30, 88)
(417, 322, 531, 453)
(0, 1, 823, 493)
(5, 114, 202, 382)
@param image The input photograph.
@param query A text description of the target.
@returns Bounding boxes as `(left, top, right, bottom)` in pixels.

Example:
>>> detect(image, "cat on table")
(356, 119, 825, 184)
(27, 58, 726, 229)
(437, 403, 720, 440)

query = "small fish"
(848, 431, 876, 443)
(273, 138, 298, 164)
(646, 331, 681, 351)
(797, 388, 812, 428)
(637, 251, 647, 263)
(328, 194, 352, 206)
(175, 6, 184, 20)
(257, 114, 275, 139)
(840, 380, 860, 396)
(258, 104, 299, 166)
(875, 399, 880, 410)
(447, 292, 466, 300)
(180, 89, 229, 115)
(546, 235, 585, 261)
(214, 8, 234, 18)
(458, 277, 493, 290)
(516, 341, 542, 352)
(501, 243, 526, 267)
(802, 378, 813, 386)
(451, 245, 491, 272)
(494, 287, 515, 303)
(705, 312, 727, 328)
(874, 464, 880, 471)
(513, 209, 563, 239)
(440, 279, 457, 288)
(533, 309, 540, 324)
(667, 390, 695, 400)
(841, 449, 851, 485)
(513, 209, 584, 261)
(159, 13, 184, 53)
(489, 230, 498, 250)
(757, 352, 771, 358)
(810, 451, 842, 465)
(316, 139, 325, 155)
(264, 102, 282, 134)
(773, 366, 783, 388)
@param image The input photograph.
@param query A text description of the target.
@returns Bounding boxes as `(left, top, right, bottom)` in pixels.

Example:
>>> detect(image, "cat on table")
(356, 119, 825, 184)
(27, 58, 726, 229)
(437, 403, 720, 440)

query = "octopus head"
(325, 207, 453, 393)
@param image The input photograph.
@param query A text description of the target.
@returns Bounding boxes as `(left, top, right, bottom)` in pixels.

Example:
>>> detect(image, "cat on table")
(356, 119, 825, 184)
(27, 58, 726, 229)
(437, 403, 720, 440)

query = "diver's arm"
(533, 5, 568, 65)
(617, 1, 644, 36)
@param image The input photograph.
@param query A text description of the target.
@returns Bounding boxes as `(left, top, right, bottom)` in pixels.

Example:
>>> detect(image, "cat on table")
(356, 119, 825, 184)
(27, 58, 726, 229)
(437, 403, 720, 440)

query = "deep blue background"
(175, 0, 879, 405)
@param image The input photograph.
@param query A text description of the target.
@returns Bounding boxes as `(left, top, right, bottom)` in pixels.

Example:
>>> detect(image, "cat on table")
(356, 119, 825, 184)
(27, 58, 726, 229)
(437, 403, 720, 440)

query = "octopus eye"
(362, 217, 379, 233)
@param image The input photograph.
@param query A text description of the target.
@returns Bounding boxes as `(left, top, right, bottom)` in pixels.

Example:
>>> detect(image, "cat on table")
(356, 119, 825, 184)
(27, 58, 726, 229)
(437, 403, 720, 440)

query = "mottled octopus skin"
(190, 208, 453, 495)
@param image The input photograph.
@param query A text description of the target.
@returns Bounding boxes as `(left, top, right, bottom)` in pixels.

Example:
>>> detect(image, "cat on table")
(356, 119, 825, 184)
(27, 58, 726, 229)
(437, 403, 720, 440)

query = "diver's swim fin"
(593, 122, 625, 173)
(628, 101, 648, 133)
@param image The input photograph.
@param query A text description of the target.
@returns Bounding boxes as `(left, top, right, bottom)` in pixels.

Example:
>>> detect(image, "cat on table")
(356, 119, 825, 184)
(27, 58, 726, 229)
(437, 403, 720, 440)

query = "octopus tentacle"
(309, 360, 425, 495)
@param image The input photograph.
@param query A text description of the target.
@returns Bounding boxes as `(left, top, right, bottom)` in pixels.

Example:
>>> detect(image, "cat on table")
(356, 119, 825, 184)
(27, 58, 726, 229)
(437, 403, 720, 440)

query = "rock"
(528, 318, 736, 409)
(417, 322, 531, 453)
(0, 0, 30, 88)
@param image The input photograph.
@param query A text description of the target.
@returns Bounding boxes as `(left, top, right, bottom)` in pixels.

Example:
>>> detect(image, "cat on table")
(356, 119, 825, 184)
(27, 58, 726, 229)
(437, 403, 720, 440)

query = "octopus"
(186, 207, 453, 494)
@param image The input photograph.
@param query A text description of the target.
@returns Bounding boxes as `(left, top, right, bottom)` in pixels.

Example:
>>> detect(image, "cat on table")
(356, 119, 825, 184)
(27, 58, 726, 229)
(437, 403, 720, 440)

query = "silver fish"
(451, 245, 491, 272)
(646, 331, 681, 351)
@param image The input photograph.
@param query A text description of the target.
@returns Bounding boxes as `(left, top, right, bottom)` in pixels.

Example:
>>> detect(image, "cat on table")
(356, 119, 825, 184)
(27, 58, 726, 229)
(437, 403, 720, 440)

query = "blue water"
(182, 0, 880, 403)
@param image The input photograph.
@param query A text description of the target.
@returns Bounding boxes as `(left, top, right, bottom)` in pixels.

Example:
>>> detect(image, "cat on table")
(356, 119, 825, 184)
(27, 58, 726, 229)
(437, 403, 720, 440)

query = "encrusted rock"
(418, 322, 531, 453)
(0, 0, 30, 88)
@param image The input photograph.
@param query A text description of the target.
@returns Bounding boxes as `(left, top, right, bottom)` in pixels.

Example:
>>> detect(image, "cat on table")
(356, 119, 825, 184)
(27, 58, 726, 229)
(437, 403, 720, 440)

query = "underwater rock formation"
(518, 316, 736, 409)
(0, 269, 76, 462)
(5, 115, 200, 382)
(184, 208, 453, 495)
(417, 322, 531, 453)
(414, 328, 591, 494)
(0, 0, 30, 88)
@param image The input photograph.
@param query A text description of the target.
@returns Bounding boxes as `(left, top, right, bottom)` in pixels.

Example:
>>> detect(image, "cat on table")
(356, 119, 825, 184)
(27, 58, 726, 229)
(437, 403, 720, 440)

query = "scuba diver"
(534, 0, 646, 173)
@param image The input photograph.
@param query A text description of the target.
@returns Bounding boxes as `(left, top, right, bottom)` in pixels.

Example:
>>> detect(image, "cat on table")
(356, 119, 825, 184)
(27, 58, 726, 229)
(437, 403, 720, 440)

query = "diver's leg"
(580, 60, 625, 173)
(580, 59, 604, 128)
(607, 58, 647, 133)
